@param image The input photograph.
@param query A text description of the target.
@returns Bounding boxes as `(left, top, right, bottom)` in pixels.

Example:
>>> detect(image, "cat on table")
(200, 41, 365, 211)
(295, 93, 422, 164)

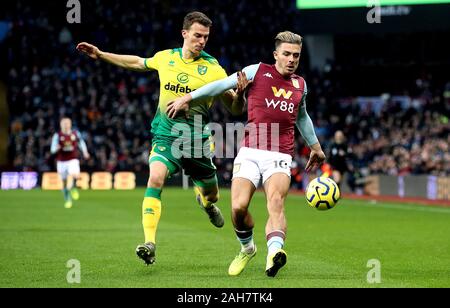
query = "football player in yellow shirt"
(77, 11, 243, 266)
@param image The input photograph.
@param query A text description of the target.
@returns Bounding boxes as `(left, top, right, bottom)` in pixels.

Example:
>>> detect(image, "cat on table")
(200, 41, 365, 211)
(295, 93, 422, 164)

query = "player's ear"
(181, 29, 188, 39)
(273, 50, 278, 61)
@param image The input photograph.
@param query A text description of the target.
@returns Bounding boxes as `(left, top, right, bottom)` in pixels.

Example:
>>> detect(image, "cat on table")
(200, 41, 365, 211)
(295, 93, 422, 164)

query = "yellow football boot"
(64, 200, 73, 209)
(228, 246, 257, 276)
(70, 188, 80, 200)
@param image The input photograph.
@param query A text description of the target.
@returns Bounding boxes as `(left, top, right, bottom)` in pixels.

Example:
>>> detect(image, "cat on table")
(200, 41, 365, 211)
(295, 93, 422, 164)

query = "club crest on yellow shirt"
(198, 65, 208, 75)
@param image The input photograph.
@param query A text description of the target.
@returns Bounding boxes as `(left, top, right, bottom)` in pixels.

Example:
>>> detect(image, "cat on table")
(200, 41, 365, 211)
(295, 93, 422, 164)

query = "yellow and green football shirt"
(144, 48, 227, 142)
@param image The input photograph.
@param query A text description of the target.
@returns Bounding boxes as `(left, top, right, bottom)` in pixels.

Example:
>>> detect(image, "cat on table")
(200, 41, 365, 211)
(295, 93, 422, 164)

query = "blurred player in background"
(328, 130, 351, 188)
(50, 118, 90, 209)
(167, 31, 326, 277)
(77, 11, 240, 266)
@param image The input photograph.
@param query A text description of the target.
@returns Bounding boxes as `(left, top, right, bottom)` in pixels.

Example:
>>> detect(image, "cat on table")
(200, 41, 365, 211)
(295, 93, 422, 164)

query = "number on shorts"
(274, 160, 289, 169)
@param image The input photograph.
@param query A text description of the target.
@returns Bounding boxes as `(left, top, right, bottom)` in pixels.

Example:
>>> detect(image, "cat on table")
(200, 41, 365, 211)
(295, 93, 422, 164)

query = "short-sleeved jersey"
(243, 63, 306, 156)
(144, 48, 227, 142)
(55, 131, 80, 161)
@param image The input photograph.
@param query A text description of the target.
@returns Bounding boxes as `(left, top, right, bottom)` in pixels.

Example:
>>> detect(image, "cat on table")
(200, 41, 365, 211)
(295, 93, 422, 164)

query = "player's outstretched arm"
(166, 64, 259, 119)
(76, 42, 148, 72)
(166, 75, 237, 118)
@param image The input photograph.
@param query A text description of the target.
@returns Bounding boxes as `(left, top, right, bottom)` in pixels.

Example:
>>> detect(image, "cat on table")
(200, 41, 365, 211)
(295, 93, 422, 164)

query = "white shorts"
(57, 159, 81, 180)
(232, 147, 292, 188)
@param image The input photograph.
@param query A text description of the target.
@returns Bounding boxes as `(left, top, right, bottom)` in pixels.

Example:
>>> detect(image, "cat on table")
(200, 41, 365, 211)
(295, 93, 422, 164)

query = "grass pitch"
(0, 188, 449, 288)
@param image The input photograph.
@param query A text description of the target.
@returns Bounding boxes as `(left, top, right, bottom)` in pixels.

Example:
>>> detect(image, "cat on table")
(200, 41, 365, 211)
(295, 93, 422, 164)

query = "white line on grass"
(359, 202, 450, 214)
(289, 193, 450, 214)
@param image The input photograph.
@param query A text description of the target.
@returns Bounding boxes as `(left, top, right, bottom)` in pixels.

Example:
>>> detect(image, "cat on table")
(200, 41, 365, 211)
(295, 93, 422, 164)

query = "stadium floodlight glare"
(296, 0, 450, 9)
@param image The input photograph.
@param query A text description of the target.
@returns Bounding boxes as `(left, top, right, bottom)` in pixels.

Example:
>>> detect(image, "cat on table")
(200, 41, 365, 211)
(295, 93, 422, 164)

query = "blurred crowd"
(2, 0, 449, 190)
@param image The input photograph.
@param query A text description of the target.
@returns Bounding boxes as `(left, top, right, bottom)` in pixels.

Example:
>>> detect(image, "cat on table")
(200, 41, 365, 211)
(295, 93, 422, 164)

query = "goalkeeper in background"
(77, 11, 242, 266)
(51, 118, 90, 209)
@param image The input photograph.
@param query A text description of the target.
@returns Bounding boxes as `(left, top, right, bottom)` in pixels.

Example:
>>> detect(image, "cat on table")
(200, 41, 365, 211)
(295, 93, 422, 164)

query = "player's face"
(60, 119, 72, 132)
(273, 43, 302, 77)
(182, 22, 210, 56)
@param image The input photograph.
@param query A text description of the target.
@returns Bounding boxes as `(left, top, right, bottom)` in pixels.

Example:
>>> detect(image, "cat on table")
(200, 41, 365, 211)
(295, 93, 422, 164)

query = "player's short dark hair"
(275, 31, 303, 50)
(183, 11, 212, 30)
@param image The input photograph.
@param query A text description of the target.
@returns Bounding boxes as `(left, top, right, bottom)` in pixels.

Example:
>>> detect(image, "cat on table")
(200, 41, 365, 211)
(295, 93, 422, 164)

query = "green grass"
(0, 188, 449, 288)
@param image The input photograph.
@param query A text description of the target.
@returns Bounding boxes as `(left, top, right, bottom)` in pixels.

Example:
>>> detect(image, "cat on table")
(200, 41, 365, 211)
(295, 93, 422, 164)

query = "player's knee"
(148, 173, 164, 189)
(204, 192, 218, 204)
(199, 185, 219, 203)
(231, 197, 250, 212)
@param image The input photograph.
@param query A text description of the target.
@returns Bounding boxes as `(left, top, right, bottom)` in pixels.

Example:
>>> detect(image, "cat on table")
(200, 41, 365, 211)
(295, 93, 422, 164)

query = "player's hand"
(305, 149, 326, 172)
(76, 42, 102, 59)
(167, 95, 192, 119)
(236, 71, 252, 96)
(83, 152, 90, 160)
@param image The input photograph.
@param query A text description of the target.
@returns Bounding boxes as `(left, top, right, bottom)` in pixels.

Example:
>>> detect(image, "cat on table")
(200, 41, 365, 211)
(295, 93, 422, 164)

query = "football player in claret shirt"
(168, 31, 326, 277)
(77, 12, 245, 266)
(51, 118, 90, 209)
